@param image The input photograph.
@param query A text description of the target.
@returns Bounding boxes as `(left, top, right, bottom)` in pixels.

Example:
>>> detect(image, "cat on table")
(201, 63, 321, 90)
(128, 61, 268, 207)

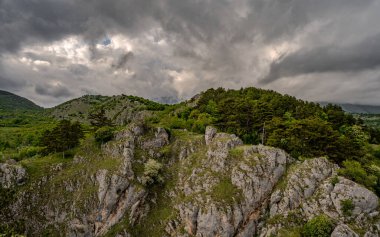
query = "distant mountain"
(0, 90, 42, 112)
(338, 103, 380, 114)
(319, 102, 380, 114)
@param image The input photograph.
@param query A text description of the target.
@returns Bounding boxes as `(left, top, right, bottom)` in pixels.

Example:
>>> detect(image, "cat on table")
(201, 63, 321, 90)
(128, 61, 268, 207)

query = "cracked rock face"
(92, 126, 148, 236)
(0, 163, 27, 189)
(2, 126, 380, 237)
(270, 157, 338, 217)
(168, 127, 293, 237)
(261, 156, 379, 237)
(331, 224, 359, 237)
(167, 127, 379, 237)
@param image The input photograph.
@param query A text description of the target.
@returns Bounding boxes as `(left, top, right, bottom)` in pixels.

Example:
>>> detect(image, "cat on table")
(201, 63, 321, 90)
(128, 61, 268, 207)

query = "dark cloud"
(1, 0, 380, 106)
(261, 33, 380, 83)
(0, 75, 26, 90)
(35, 84, 72, 98)
(112, 52, 134, 69)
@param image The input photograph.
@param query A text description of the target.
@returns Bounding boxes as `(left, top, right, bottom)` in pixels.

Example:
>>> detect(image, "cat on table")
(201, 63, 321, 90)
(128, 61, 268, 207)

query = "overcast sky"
(1, 0, 380, 107)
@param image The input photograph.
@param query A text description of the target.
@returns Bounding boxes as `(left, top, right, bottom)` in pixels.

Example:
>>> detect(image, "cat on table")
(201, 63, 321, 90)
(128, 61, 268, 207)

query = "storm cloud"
(0, 0, 380, 107)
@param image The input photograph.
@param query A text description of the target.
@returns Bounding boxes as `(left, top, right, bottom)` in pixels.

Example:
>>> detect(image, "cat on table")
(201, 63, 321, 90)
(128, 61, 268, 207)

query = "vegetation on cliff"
(1, 87, 380, 236)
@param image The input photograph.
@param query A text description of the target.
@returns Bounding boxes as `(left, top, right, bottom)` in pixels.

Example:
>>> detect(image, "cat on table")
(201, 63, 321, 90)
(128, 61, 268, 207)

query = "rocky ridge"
(0, 126, 379, 236)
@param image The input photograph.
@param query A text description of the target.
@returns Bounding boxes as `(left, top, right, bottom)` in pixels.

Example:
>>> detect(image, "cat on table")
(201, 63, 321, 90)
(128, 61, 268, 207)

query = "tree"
(88, 108, 113, 128)
(40, 120, 84, 153)
(94, 126, 114, 144)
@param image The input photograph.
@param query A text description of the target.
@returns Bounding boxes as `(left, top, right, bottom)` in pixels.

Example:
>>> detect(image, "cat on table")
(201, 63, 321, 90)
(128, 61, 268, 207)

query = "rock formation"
(1, 126, 379, 236)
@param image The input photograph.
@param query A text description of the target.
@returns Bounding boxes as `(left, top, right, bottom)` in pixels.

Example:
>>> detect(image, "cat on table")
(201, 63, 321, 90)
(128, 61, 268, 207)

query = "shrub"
(301, 215, 334, 237)
(340, 199, 354, 216)
(95, 126, 114, 144)
(18, 146, 44, 158)
(142, 159, 163, 186)
(338, 160, 377, 188)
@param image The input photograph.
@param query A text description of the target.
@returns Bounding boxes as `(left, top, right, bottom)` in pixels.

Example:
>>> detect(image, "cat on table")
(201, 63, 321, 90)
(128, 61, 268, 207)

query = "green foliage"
(142, 159, 164, 186)
(39, 120, 84, 153)
(341, 125, 369, 147)
(277, 228, 302, 237)
(0, 90, 42, 112)
(0, 110, 54, 160)
(8, 146, 45, 161)
(301, 215, 334, 237)
(338, 160, 377, 189)
(88, 108, 114, 128)
(210, 177, 243, 205)
(94, 126, 114, 144)
(0, 225, 26, 237)
(266, 117, 342, 159)
(267, 211, 305, 227)
(192, 87, 364, 163)
(229, 147, 244, 159)
(340, 199, 355, 216)
(126, 95, 166, 111)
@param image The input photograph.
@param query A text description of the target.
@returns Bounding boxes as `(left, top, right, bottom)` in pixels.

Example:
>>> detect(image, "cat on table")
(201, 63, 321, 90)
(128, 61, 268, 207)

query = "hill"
(339, 103, 380, 114)
(1, 87, 380, 236)
(0, 90, 42, 112)
(49, 94, 166, 125)
(319, 102, 380, 114)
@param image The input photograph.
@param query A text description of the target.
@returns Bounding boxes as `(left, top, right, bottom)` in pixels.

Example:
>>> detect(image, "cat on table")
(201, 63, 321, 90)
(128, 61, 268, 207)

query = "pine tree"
(88, 109, 114, 128)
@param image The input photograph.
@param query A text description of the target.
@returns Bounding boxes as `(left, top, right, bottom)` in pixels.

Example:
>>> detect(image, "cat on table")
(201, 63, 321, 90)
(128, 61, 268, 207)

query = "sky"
(1, 0, 380, 107)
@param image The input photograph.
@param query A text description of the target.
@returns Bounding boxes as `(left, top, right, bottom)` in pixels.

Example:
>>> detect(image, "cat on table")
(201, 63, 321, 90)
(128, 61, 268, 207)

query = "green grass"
(229, 146, 245, 159)
(277, 227, 302, 237)
(210, 177, 243, 205)
(341, 199, 354, 216)
(130, 166, 178, 237)
(103, 216, 130, 237)
(20, 153, 69, 180)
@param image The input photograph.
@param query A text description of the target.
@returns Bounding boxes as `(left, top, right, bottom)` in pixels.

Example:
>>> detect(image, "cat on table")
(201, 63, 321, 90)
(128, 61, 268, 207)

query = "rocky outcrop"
(167, 127, 293, 237)
(0, 162, 27, 188)
(261, 156, 379, 237)
(90, 125, 152, 236)
(331, 224, 358, 237)
(94, 170, 145, 235)
(2, 125, 379, 237)
(163, 127, 379, 237)
(270, 157, 338, 217)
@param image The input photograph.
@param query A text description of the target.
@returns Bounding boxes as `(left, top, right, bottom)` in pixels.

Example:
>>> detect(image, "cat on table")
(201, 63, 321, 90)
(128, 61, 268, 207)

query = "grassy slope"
(0, 90, 42, 112)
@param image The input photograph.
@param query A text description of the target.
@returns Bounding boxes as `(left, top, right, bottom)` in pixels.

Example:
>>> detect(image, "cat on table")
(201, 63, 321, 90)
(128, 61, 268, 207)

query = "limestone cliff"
(0, 126, 379, 236)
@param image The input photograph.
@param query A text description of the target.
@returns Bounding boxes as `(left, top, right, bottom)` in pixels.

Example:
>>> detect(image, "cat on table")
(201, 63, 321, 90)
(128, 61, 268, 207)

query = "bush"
(142, 159, 163, 186)
(95, 126, 114, 144)
(340, 199, 354, 216)
(18, 146, 44, 158)
(301, 215, 334, 237)
(338, 160, 377, 189)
